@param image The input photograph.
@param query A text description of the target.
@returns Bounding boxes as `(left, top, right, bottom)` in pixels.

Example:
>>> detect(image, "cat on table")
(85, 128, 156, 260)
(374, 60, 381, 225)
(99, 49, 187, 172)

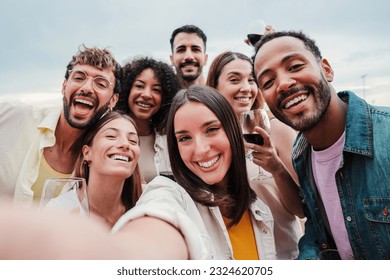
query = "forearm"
(271, 164, 304, 218)
(115, 216, 189, 259)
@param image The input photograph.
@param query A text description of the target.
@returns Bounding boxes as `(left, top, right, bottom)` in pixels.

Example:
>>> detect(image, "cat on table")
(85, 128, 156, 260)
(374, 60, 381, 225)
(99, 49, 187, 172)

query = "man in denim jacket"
(253, 30, 390, 259)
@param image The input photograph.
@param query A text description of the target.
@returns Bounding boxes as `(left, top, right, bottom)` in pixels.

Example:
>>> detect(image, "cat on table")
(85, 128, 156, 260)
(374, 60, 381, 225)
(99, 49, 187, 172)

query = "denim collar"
(292, 91, 373, 160)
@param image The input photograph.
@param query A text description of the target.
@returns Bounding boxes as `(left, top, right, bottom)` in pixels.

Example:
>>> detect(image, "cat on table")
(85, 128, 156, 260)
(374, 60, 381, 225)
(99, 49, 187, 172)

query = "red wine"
(243, 134, 264, 145)
(247, 34, 262, 46)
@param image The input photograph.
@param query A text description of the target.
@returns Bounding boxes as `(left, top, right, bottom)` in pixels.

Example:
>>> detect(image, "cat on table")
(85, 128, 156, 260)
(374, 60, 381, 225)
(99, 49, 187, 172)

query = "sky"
(1, 0, 389, 106)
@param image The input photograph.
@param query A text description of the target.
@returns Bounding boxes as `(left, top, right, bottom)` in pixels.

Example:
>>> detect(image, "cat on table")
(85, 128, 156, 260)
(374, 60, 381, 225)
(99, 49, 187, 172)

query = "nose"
(240, 80, 251, 93)
(140, 87, 152, 99)
(80, 76, 94, 93)
(276, 73, 296, 93)
(184, 49, 195, 61)
(117, 136, 130, 150)
(194, 135, 210, 156)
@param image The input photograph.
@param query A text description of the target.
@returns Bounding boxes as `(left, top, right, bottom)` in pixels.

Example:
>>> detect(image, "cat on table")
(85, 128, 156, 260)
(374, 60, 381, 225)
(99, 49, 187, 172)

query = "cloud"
(0, 0, 389, 107)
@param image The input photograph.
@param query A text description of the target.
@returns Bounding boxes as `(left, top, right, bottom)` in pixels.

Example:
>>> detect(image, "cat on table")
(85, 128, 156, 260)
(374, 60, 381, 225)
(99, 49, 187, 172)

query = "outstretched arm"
(115, 216, 188, 259)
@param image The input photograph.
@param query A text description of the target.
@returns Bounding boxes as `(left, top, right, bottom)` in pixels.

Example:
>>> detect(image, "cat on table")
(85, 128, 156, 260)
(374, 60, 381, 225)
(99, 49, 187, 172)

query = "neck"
(178, 74, 206, 88)
(133, 117, 153, 136)
(304, 93, 348, 151)
(87, 175, 126, 227)
(55, 113, 85, 152)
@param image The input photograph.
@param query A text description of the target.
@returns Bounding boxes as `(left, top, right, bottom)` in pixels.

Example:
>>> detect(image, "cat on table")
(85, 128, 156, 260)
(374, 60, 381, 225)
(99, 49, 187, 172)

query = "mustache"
(179, 61, 200, 68)
(276, 85, 312, 108)
(71, 92, 98, 105)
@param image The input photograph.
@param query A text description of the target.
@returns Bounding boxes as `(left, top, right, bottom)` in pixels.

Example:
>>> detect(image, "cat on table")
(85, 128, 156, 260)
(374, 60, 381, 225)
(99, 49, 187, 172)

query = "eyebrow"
(103, 127, 138, 137)
(175, 119, 219, 135)
(257, 53, 301, 80)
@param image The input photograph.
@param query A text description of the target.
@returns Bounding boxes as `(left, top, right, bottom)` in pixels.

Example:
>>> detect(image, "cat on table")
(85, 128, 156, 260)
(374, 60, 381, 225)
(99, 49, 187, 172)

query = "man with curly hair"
(0, 45, 121, 207)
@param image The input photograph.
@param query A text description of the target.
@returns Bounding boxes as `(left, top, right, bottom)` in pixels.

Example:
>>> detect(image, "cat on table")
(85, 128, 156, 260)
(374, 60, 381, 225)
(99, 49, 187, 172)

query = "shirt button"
(346, 216, 352, 222)
(321, 243, 328, 249)
(263, 230, 268, 234)
(255, 210, 261, 215)
(382, 207, 389, 217)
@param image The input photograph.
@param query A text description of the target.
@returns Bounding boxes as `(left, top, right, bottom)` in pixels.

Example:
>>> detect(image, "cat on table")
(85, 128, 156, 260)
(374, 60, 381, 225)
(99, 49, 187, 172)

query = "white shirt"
(113, 176, 276, 260)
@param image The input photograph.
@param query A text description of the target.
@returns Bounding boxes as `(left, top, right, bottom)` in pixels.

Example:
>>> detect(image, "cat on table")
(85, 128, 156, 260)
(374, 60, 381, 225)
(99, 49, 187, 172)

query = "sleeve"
(112, 176, 210, 260)
(297, 211, 321, 260)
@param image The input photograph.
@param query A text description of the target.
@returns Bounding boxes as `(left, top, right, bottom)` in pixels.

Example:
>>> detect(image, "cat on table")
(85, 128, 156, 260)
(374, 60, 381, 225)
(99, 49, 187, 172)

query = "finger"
(253, 126, 271, 146)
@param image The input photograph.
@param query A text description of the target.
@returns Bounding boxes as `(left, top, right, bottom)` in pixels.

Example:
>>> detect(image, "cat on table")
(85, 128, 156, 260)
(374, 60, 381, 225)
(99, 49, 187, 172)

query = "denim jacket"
(294, 91, 390, 260)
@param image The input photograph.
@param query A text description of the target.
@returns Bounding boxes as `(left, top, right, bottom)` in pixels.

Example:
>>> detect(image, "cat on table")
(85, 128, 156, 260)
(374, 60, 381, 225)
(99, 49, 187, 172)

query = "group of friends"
(0, 23, 389, 260)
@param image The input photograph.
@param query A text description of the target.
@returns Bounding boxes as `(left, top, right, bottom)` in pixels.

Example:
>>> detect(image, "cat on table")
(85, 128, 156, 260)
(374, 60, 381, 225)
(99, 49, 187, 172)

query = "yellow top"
(223, 210, 259, 260)
(31, 155, 71, 201)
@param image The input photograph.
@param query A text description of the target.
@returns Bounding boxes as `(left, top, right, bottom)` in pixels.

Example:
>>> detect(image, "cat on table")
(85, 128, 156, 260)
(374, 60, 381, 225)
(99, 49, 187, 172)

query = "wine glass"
(40, 177, 89, 214)
(239, 108, 272, 180)
(246, 19, 266, 46)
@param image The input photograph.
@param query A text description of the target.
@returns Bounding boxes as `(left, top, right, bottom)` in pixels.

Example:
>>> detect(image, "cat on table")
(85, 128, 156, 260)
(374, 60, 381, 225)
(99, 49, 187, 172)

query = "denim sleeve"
(297, 215, 321, 260)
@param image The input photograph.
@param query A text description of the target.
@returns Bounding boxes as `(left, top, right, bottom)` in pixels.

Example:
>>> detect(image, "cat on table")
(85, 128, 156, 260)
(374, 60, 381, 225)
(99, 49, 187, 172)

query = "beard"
(270, 75, 332, 132)
(63, 93, 111, 129)
(176, 61, 203, 82)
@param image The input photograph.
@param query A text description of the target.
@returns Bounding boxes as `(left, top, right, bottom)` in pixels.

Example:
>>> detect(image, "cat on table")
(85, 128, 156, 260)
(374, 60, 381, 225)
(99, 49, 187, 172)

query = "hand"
(243, 126, 283, 174)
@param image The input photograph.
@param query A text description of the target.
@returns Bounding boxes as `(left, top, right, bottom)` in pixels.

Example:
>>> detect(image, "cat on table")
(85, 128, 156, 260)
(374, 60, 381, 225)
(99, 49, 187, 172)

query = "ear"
(109, 93, 119, 109)
(169, 54, 174, 65)
(82, 145, 92, 162)
(320, 58, 334, 82)
(204, 53, 209, 66)
(61, 79, 67, 95)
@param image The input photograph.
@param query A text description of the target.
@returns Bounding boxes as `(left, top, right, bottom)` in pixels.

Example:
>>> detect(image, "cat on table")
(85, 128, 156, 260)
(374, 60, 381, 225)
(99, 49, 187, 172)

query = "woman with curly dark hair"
(116, 57, 181, 183)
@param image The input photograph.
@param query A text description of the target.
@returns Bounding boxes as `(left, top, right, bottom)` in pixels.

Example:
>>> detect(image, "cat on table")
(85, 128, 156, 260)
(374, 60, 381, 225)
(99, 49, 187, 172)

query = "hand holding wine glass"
(246, 19, 266, 46)
(240, 108, 272, 180)
(40, 177, 89, 214)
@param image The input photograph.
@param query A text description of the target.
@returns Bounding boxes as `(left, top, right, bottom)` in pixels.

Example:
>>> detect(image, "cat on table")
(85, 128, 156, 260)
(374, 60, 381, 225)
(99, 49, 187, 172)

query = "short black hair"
(170, 24, 207, 52)
(254, 30, 322, 61)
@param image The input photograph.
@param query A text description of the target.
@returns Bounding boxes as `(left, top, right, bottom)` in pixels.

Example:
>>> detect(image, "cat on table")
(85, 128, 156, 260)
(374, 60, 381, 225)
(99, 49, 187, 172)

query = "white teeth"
(137, 102, 152, 108)
(75, 99, 93, 107)
(110, 155, 129, 162)
(236, 97, 250, 102)
(197, 155, 219, 168)
(285, 95, 308, 109)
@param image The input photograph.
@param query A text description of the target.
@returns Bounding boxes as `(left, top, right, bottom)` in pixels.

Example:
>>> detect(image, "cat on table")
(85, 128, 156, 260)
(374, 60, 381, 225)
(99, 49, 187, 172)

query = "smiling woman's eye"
(206, 126, 220, 134)
(177, 135, 191, 143)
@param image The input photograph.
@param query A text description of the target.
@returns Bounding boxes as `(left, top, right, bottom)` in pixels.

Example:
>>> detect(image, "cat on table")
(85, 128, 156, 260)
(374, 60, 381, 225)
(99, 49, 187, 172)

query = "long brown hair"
(206, 51, 262, 110)
(73, 111, 142, 210)
(166, 85, 256, 226)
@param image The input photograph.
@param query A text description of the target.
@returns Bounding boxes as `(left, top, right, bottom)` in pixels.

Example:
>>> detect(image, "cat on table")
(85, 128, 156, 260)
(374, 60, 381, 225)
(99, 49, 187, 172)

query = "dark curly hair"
(117, 57, 181, 134)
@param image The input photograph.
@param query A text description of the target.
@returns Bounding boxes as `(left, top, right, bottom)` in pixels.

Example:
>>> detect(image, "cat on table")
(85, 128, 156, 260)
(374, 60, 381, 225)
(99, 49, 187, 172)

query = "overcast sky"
(1, 0, 389, 106)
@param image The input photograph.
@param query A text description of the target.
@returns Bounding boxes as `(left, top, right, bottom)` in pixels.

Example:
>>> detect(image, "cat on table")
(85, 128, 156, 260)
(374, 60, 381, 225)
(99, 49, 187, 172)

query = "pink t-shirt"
(311, 131, 354, 259)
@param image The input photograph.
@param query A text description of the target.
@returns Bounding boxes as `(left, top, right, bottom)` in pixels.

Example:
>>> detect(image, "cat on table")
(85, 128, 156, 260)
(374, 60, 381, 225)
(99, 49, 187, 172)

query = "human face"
(174, 102, 232, 188)
(254, 36, 333, 132)
(170, 33, 208, 82)
(62, 64, 118, 129)
(83, 118, 140, 179)
(128, 68, 162, 122)
(216, 59, 258, 117)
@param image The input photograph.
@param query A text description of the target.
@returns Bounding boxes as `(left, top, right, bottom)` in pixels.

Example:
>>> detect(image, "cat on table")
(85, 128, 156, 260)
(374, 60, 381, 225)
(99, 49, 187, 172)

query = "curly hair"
(117, 57, 181, 133)
(65, 44, 122, 93)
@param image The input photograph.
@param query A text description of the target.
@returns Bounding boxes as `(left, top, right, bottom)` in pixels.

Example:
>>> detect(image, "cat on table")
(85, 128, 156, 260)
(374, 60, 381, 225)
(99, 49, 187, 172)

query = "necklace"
(88, 204, 125, 227)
